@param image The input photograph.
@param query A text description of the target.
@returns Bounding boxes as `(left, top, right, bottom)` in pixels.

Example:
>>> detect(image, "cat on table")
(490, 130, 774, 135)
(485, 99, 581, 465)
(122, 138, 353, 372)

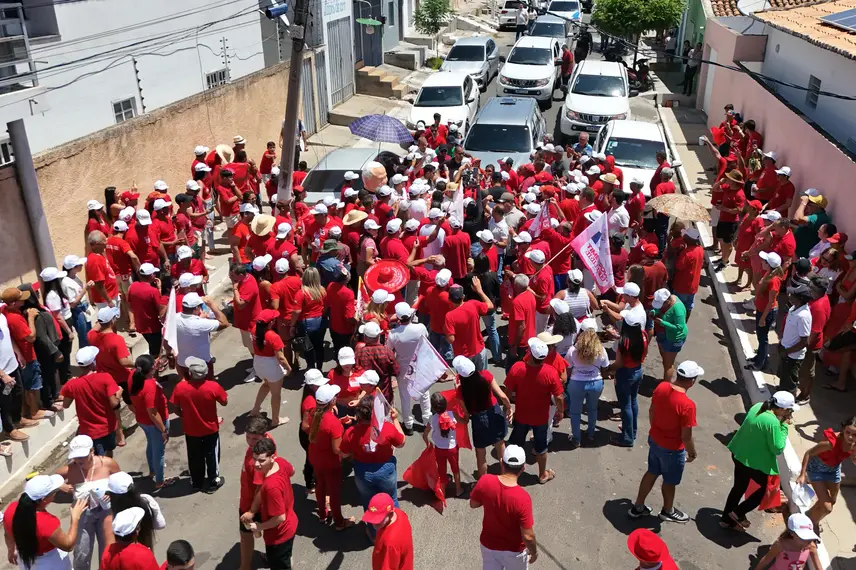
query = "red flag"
(439, 388, 472, 450)
(403, 446, 446, 511)
(710, 126, 727, 146)
(744, 475, 782, 511)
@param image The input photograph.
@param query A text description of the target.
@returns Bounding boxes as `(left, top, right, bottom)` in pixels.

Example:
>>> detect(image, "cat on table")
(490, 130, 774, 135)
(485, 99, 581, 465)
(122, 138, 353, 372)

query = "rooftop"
(711, 0, 814, 17)
(753, 0, 856, 60)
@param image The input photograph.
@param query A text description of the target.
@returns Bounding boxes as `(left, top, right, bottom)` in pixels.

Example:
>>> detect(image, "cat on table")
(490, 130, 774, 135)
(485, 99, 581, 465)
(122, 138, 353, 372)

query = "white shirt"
(61, 276, 85, 306)
(608, 205, 630, 231)
(504, 207, 526, 232)
(0, 313, 18, 375)
(808, 240, 831, 259)
(516, 7, 528, 25)
(45, 290, 72, 321)
(565, 346, 609, 381)
(387, 322, 429, 370)
(781, 304, 812, 360)
(420, 224, 445, 268)
(429, 413, 457, 449)
(408, 200, 428, 222)
(489, 217, 509, 245)
(622, 301, 647, 326)
(176, 313, 221, 366)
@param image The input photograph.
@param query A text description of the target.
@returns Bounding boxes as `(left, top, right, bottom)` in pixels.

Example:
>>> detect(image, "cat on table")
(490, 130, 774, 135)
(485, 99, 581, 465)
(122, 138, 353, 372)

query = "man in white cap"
(470, 444, 538, 568)
(102, 506, 160, 569)
(106, 219, 140, 327)
(85, 231, 121, 312)
(380, 218, 409, 264)
(192, 145, 209, 175)
(126, 210, 169, 276)
(525, 249, 554, 333)
(175, 292, 230, 380)
(446, 280, 494, 372)
(387, 302, 429, 434)
(672, 227, 704, 320)
(88, 306, 133, 448)
(507, 275, 536, 368)
(125, 263, 165, 356)
(628, 360, 700, 524)
(355, 321, 399, 404)
(419, 269, 455, 361)
(152, 198, 183, 266)
(504, 337, 563, 484)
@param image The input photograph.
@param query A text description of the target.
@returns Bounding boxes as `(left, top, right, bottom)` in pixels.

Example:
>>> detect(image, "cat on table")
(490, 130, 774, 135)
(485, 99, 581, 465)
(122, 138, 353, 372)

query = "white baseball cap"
(24, 474, 65, 501)
(682, 227, 700, 241)
(178, 273, 202, 288)
(364, 219, 380, 231)
(87, 199, 104, 211)
(182, 292, 204, 308)
(802, 187, 820, 197)
(252, 254, 272, 272)
(378, 185, 393, 197)
(772, 390, 797, 410)
(76, 346, 100, 367)
(524, 203, 540, 215)
(435, 268, 452, 287)
(138, 263, 159, 276)
(194, 162, 212, 173)
(763, 150, 777, 161)
(787, 513, 819, 540)
(359, 321, 382, 338)
(153, 198, 169, 211)
(404, 219, 420, 231)
(315, 384, 341, 405)
(97, 306, 120, 323)
(580, 318, 598, 332)
(274, 258, 289, 274)
(193, 145, 209, 156)
(136, 209, 152, 226)
(549, 298, 570, 315)
(651, 288, 671, 309)
(775, 166, 791, 177)
(186, 180, 201, 191)
(112, 220, 128, 233)
(322, 196, 337, 207)
(584, 210, 603, 223)
(391, 174, 407, 185)
(386, 218, 402, 233)
(276, 223, 292, 239)
(359, 370, 380, 386)
(513, 231, 532, 244)
(567, 269, 583, 284)
(759, 251, 782, 268)
(68, 434, 94, 459)
(338, 347, 356, 366)
(525, 249, 546, 264)
(528, 337, 549, 359)
(371, 289, 394, 304)
(586, 165, 601, 176)
(344, 171, 359, 181)
(502, 444, 526, 467)
(395, 302, 415, 319)
(39, 267, 67, 282)
(476, 229, 494, 243)
(271, 166, 281, 177)
(760, 211, 782, 222)
(311, 204, 328, 215)
(63, 255, 86, 270)
(107, 472, 134, 495)
(112, 507, 146, 537)
(621, 282, 641, 297)
(303, 368, 328, 387)
(344, 188, 359, 198)
(676, 360, 705, 378)
(452, 355, 476, 376)
(428, 208, 443, 220)
(524, 193, 537, 204)
(240, 203, 258, 214)
(119, 206, 135, 222)
(153, 180, 169, 191)
(621, 308, 646, 327)
(176, 245, 193, 260)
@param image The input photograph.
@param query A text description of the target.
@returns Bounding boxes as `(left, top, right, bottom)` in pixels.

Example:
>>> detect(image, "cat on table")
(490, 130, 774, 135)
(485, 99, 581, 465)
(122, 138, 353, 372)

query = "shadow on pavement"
(602, 498, 662, 536)
(213, 542, 263, 570)
(694, 507, 761, 548)
(699, 377, 742, 398)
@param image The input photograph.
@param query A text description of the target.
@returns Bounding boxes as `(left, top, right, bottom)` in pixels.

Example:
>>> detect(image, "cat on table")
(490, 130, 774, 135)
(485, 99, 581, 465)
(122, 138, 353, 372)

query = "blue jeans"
(141, 421, 168, 483)
(71, 303, 91, 347)
(482, 314, 501, 362)
(354, 458, 399, 538)
(675, 292, 695, 312)
(497, 252, 505, 272)
(299, 316, 327, 370)
(554, 272, 568, 292)
(429, 331, 453, 362)
(615, 366, 642, 444)
(752, 308, 777, 368)
(567, 379, 603, 441)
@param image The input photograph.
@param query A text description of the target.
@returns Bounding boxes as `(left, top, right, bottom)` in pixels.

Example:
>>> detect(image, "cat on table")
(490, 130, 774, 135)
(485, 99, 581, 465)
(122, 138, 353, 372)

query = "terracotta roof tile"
(755, 0, 856, 60)
(711, 0, 741, 16)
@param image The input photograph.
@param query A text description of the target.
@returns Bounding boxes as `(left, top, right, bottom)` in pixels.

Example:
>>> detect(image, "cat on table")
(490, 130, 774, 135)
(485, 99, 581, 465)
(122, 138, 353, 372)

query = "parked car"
(560, 59, 631, 140)
(592, 120, 676, 196)
(406, 71, 480, 133)
(547, 0, 581, 22)
(498, 0, 523, 29)
(498, 35, 562, 110)
(527, 14, 574, 49)
(302, 148, 402, 196)
(463, 97, 547, 167)
(440, 36, 501, 91)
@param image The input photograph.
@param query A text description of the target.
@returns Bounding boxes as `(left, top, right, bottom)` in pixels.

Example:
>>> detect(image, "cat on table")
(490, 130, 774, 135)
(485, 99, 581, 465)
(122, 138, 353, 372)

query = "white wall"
(760, 27, 856, 150)
(0, 0, 272, 153)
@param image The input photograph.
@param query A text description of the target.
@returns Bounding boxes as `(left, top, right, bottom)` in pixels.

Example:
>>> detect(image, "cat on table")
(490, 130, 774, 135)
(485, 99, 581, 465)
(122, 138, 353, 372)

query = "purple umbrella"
(349, 114, 413, 144)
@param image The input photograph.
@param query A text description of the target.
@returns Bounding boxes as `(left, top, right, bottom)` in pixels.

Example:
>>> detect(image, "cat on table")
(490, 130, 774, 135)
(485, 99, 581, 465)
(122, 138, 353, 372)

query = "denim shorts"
(21, 360, 43, 391)
(675, 292, 695, 312)
(647, 436, 687, 485)
(470, 404, 508, 449)
(807, 455, 841, 483)
(510, 421, 548, 455)
(93, 432, 117, 456)
(656, 332, 685, 354)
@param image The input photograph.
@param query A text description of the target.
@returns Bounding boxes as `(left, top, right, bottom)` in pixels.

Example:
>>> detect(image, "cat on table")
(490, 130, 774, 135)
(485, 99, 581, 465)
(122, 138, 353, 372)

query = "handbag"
(291, 333, 313, 355)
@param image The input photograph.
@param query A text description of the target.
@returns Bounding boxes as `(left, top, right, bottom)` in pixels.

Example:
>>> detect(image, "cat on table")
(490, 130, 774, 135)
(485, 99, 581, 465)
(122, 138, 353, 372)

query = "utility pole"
(131, 56, 146, 114)
(221, 36, 232, 81)
(266, 0, 309, 203)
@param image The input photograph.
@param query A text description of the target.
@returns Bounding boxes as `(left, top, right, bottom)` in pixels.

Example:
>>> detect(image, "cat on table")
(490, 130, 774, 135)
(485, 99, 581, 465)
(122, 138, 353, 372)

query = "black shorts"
(716, 221, 739, 243)
(238, 512, 261, 534)
(829, 330, 856, 352)
(265, 537, 294, 570)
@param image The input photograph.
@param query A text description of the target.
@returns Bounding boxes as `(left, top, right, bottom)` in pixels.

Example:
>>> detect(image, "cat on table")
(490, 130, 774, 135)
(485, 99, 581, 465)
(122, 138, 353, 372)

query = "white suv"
(498, 36, 562, 110)
(560, 59, 630, 140)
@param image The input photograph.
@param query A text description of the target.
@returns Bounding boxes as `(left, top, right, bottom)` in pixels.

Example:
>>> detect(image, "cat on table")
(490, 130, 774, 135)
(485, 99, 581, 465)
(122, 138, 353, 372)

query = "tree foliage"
(592, 0, 684, 38)
(645, 0, 685, 32)
(414, 0, 455, 55)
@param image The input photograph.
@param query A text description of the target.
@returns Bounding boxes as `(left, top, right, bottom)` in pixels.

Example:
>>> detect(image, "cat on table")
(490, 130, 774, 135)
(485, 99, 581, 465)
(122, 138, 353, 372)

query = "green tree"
(413, 0, 454, 57)
(645, 0, 685, 33)
(591, 0, 648, 39)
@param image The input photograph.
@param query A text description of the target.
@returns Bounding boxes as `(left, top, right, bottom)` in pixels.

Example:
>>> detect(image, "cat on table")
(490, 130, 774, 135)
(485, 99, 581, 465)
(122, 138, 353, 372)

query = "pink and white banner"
(570, 210, 614, 293)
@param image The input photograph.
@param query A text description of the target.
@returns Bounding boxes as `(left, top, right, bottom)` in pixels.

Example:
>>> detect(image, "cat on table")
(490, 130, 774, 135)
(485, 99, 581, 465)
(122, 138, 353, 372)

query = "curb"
(656, 102, 832, 570)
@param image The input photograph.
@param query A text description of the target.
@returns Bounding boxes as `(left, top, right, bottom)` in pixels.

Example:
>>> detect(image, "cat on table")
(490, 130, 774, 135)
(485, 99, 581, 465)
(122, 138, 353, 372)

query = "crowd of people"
(1, 102, 855, 570)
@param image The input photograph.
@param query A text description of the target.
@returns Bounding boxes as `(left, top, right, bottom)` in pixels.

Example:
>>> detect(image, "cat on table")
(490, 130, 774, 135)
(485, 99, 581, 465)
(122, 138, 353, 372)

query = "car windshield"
(530, 22, 565, 37)
(303, 169, 365, 195)
(604, 137, 665, 169)
(549, 1, 578, 11)
(504, 0, 522, 8)
(507, 47, 552, 65)
(465, 124, 531, 152)
(571, 74, 626, 97)
(446, 45, 485, 61)
(415, 86, 464, 107)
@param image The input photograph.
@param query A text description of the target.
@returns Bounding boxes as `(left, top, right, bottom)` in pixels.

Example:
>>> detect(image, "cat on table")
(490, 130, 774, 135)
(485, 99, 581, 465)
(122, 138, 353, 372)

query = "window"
(806, 75, 821, 109)
(206, 68, 229, 90)
(0, 139, 13, 166)
(387, 1, 394, 25)
(112, 98, 137, 123)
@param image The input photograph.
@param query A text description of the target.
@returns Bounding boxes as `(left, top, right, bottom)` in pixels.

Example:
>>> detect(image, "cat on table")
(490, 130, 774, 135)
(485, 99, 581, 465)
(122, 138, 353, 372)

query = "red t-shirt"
(504, 361, 562, 426)
(470, 475, 534, 553)
(808, 295, 831, 351)
(771, 231, 796, 262)
(60, 372, 120, 439)
(232, 222, 251, 264)
(328, 282, 357, 334)
(218, 184, 241, 216)
(648, 382, 697, 451)
(87, 330, 131, 386)
(254, 329, 285, 357)
(170, 379, 227, 437)
(766, 180, 795, 212)
(86, 253, 119, 303)
(271, 275, 303, 320)
(129, 378, 168, 427)
(125, 225, 161, 265)
(86, 217, 111, 238)
(248, 233, 274, 259)
(295, 288, 325, 319)
(328, 367, 363, 400)
(153, 217, 178, 255)
(718, 189, 746, 223)
(509, 291, 536, 347)
(174, 212, 197, 247)
(259, 459, 299, 546)
(106, 236, 134, 277)
(127, 281, 162, 335)
(540, 228, 572, 275)
(260, 151, 276, 175)
(442, 232, 472, 279)
(445, 300, 489, 357)
(234, 275, 262, 331)
(754, 274, 781, 313)
(101, 541, 160, 570)
(5, 311, 35, 362)
(653, 180, 676, 198)
(642, 262, 668, 309)
(618, 331, 649, 369)
(530, 266, 554, 313)
(672, 244, 704, 295)
(2, 502, 60, 555)
(372, 509, 414, 570)
(483, 245, 499, 273)
(421, 286, 454, 334)
(238, 433, 276, 512)
(381, 236, 410, 265)
(341, 422, 404, 464)
(308, 410, 344, 470)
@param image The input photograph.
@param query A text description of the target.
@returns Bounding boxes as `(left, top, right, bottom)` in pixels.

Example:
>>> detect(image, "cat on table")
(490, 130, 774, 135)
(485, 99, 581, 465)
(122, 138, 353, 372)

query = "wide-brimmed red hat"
(627, 529, 669, 564)
(364, 260, 409, 293)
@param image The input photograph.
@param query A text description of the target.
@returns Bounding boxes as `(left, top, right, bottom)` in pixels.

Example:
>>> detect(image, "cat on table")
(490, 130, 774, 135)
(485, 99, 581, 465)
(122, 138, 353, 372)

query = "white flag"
(404, 336, 450, 397)
(163, 288, 178, 354)
(529, 203, 552, 238)
(570, 207, 615, 293)
(450, 183, 464, 223)
(369, 389, 392, 452)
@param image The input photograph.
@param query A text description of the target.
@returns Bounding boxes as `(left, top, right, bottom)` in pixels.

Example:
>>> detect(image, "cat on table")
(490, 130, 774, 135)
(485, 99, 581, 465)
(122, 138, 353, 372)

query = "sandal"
(538, 469, 556, 485)
(155, 477, 178, 490)
(334, 517, 356, 531)
(0, 442, 12, 457)
(823, 384, 848, 393)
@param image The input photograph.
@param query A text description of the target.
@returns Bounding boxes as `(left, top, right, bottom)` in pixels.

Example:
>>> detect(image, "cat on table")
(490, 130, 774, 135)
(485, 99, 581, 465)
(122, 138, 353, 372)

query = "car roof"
(474, 97, 537, 126)
(576, 59, 625, 76)
(422, 71, 469, 87)
(312, 148, 384, 170)
(451, 36, 492, 47)
(512, 35, 555, 49)
(608, 120, 664, 142)
(533, 14, 567, 24)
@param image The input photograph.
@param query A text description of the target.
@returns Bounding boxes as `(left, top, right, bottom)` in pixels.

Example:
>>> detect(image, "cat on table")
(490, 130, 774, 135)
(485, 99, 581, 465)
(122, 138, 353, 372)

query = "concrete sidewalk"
(658, 99, 856, 570)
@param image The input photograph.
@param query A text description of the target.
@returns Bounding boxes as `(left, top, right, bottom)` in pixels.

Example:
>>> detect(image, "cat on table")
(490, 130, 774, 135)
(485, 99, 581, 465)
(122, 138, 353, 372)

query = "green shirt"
(658, 299, 687, 343)
(727, 402, 789, 475)
(795, 211, 830, 258)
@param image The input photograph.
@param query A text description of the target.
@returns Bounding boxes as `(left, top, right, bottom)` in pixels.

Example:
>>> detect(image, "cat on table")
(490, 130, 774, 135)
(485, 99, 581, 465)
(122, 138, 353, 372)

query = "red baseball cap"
(747, 200, 763, 210)
(121, 190, 140, 201)
(642, 243, 659, 257)
(362, 493, 395, 524)
(828, 232, 842, 244)
(627, 529, 669, 564)
(256, 309, 279, 324)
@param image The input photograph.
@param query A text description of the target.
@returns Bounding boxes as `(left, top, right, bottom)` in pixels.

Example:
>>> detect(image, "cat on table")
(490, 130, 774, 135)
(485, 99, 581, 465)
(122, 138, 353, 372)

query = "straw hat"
(343, 210, 368, 226)
(250, 214, 276, 236)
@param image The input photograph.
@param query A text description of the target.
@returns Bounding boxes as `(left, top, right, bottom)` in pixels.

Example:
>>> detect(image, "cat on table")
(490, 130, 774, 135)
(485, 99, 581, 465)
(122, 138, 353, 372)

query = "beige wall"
(31, 57, 301, 266)
(0, 166, 39, 289)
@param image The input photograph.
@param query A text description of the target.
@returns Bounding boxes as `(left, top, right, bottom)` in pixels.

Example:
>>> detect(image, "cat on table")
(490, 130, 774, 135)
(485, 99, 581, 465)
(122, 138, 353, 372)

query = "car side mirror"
(499, 55, 507, 63)
(467, 96, 476, 103)
(671, 160, 682, 168)
(554, 58, 561, 66)
(629, 88, 639, 97)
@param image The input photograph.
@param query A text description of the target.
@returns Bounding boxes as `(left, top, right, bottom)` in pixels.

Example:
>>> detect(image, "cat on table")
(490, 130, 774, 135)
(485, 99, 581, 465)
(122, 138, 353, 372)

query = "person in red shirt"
(769, 217, 797, 272)
(649, 151, 670, 197)
(106, 220, 140, 329)
(236, 418, 280, 570)
(652, 167, 676, 253)
(86, 231, 121, 309)
(560, 44, 574, 89)
(469, 444, 538, 567)
(152, 199, 182, 263)
(60, 345, 121, 455)
(626, 529, 680, 570)
(259, 141, 277, 179)
(504, 338, 564, 484)
(752, 151, 779, 203)
(292, 161, 308, 188)
(425, 123, 447, 148)
(170, 356, 228, 492)
(127, 266, 165, 359)
(230, 264, 262, 359)
(733, 200, 765, 288)
(101, 506, 160, 570)
(84, 200, 111, 246)
(671, 228, 705, 320)
(127, 354, 173, 489)
(250, 310, 291, 426)
(764, 166, 795, 216)
(419, 269, 455, 361)
(380, 218, 410, 264)
(712, 170, 746, 273)
(796, 277, 831, 403)
(525, 249, 554, 332)
(507, 275, 537, 365)
(641, 248, 668, 311)
(218, 169, 242, 228)
(270, 259, 303, 368)
(126, 210, 169, 270)
(445, 282, 493, 369)
(628, 360, 699, 523)
(2, 288, 48, 423)
(242, 437, 299, 570)
(327, 269, 357, 351)
(441, 218, 471, 279)
(362, 493, 414, 570)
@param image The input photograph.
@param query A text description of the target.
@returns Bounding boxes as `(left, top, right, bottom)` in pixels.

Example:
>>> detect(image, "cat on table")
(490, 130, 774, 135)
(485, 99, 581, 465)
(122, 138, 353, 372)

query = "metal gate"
(300, 56, 317, 136)
(315, 50, 329, 128)
(328, 17, 355, 106)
